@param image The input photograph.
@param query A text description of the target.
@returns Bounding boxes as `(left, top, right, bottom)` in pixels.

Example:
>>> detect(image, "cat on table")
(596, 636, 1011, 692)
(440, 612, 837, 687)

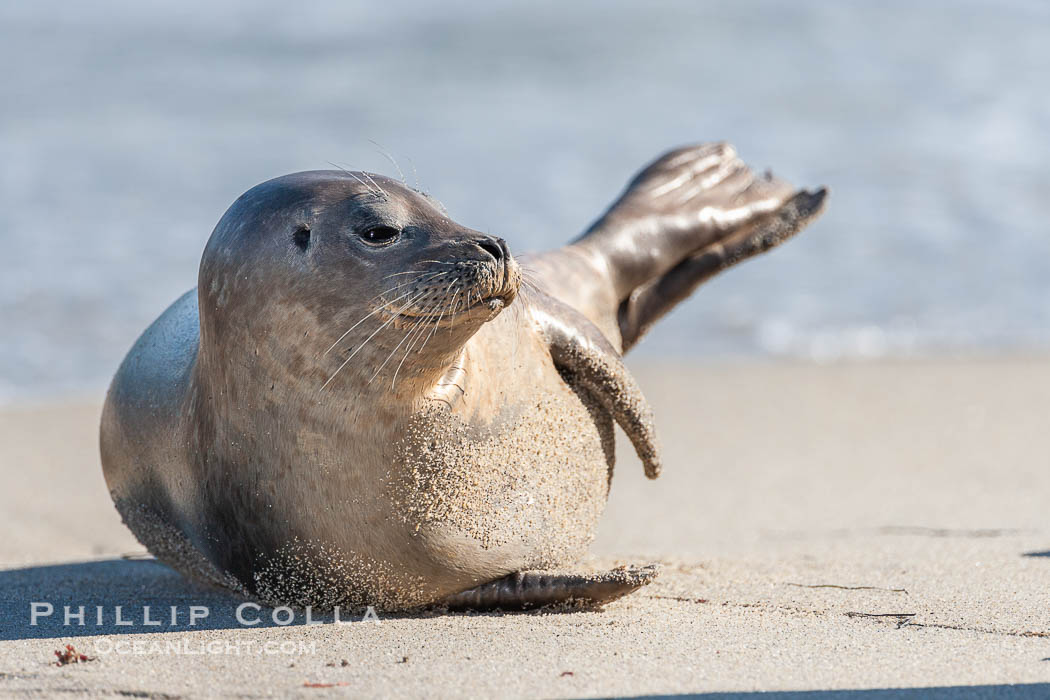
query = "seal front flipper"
(440, 565, 659, 611)
(530, 288, 661, 479)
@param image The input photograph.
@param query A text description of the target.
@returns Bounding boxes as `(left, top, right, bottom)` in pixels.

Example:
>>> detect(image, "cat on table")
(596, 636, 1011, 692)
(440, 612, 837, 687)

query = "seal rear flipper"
(440, 565, 659, 611)
(530, 289, 662, 479)
(555, 143, 826, 348)
(619, 187, 828, 351)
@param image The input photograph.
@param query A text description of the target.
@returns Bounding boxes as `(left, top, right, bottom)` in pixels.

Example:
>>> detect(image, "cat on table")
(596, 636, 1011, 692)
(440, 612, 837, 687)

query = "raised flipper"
(528, 287, 661, 479)
(532, 143, 827, 351)
(618, 187, 828, 350)
(573, 142, 807, 298)
(441, 565, 659, 611)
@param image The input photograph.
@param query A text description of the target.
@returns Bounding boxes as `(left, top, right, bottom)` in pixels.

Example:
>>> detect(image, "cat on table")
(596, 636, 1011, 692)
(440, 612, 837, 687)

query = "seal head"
(198, 171, 519, 402)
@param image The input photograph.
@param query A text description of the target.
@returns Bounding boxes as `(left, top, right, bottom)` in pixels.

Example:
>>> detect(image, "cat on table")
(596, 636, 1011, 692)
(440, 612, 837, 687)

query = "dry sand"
(2, 359, 1050, 698)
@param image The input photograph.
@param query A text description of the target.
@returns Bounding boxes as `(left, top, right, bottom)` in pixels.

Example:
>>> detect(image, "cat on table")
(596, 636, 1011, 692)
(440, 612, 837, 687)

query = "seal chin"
(466, 272, 519, 322)
(474, 296, 507, 321)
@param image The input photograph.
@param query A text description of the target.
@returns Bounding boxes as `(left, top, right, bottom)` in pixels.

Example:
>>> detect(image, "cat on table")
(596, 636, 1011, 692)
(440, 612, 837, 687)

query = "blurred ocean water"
(1, 0, 1048, 401)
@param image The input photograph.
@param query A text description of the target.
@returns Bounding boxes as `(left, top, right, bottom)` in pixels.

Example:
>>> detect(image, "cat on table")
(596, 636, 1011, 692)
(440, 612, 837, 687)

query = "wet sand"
(2, 359, 1050, 697)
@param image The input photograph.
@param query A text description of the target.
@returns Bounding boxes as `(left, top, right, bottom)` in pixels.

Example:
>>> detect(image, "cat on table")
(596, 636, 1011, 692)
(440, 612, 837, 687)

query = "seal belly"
(228, 377, 614, 610)
(389, 375, 612, 589)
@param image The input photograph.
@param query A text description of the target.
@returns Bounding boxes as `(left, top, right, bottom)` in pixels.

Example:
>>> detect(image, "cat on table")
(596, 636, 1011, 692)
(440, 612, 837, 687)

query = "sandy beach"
(2, 359, 1050, 698)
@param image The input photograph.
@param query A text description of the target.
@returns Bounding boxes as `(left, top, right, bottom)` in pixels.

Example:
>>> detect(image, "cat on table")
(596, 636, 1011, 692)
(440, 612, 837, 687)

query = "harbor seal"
(101, 143, 827, 610)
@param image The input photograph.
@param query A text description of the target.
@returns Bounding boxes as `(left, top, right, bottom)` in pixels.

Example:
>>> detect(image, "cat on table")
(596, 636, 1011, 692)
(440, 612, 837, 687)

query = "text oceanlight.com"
(93, 638, 318, 656)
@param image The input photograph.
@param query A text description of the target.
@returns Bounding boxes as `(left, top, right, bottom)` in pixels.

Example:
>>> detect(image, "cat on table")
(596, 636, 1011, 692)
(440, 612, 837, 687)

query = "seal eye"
(292, 224, 311, 251)
(359, 226, 401, 246)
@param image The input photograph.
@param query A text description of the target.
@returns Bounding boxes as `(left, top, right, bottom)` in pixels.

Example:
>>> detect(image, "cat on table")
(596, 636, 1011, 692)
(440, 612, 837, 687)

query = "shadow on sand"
(0, 558, 384, 641)
(629, 686, 1050, 699)
(6, 561, 1050, 697)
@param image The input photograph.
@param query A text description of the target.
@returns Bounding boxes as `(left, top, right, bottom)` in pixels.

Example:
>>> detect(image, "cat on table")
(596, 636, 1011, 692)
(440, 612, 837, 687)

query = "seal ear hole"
(292, 224, 311, 251)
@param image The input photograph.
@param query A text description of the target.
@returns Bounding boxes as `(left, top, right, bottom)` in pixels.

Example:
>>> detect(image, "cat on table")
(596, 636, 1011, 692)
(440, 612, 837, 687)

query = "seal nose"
(475, 237, 505, 263)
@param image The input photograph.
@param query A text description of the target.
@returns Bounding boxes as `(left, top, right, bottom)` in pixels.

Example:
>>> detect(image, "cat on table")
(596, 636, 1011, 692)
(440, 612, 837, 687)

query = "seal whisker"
(350, 173, 381, 198)
(354, 270, 453, 319)
(349, 174, 379, 197)
(518, 264, 543, 291)
(372, 276, 442, 302)
(323, 284, 433, 357)
(372, 270, 454, 298)
(327, 161, 382, 198)
(394, 311, 434, 376)
(362, 172, 388, 199)
(421, 282, 461, 350)
(447, 289, 462, 331)
(368, 139, 407, 184)
(517, 271, 543, 310)
(405, 155, 422, 192)
(381, 269, 446, 280)
(368, 305, 434, 385)
(417, 283, 457, 354)
(319, 288, 431, 391)
(373, 289, 452, 383)
(416, 311, 443, 354)
(390, 298, 443, 388)
(368, 271, 452, 302)
(380, 271, 433, 281)
(517, 280, 537, 311)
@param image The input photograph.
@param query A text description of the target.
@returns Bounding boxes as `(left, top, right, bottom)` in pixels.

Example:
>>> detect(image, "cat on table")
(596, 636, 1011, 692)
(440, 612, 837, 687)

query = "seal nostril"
(477, 238, 503, 263)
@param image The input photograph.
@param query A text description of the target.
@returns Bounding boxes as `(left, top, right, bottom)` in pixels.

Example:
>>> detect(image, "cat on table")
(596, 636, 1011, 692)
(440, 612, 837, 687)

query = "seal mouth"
(394, 293, 511, 326)
(377, 251, 521, 329)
